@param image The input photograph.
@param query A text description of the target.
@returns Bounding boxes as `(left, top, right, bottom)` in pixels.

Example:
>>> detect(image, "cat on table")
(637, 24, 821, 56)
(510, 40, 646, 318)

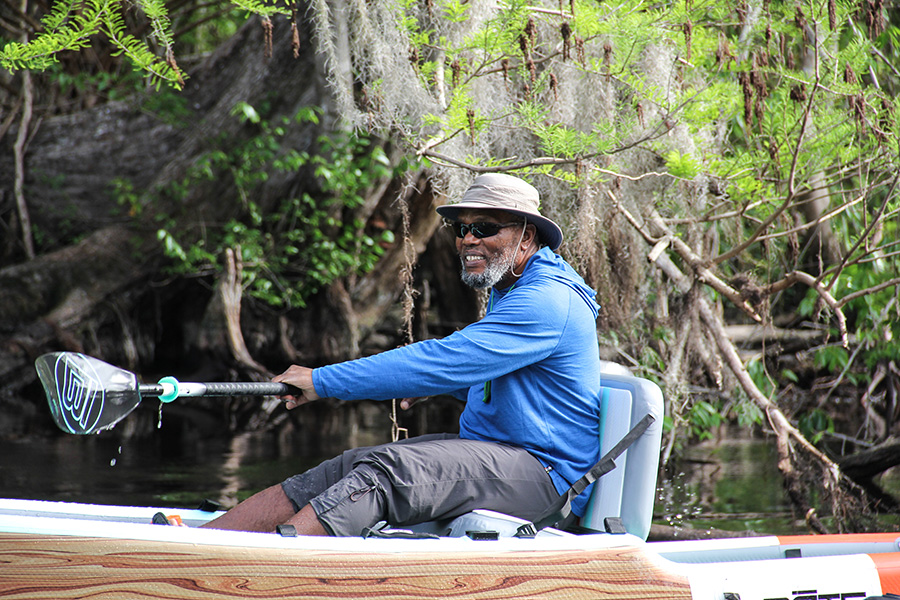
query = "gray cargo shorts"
(280, 433, 558, 537)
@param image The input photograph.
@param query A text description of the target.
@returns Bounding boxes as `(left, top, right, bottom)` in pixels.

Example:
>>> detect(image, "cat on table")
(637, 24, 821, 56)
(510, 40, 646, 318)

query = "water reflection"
(0, 398, 457, 509)
(0, 425, 795, 528)
(657, 432, 794, 535)
(0, 433, 323, 508)
(659, 428, 900, 535)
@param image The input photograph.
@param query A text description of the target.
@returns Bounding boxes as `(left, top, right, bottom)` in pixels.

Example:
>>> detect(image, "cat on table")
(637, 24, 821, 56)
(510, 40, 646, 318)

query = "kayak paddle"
(35, 352, 296, 435)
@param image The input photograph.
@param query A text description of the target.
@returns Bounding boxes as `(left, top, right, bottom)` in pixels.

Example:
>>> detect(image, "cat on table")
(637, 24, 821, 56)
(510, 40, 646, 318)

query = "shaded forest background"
(1, 0, 899, 533)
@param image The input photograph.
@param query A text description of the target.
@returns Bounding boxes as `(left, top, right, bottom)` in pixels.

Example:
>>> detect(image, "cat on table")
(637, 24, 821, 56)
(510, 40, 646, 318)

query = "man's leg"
(311, 437, 559, 536)
(199, 484, 299, 532)
(201, 434, 455, 534)
(200, 484, 329, 535)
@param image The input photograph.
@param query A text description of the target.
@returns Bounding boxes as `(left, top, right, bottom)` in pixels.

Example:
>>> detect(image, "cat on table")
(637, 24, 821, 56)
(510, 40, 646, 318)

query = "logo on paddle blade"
(53, 353, 104, 434)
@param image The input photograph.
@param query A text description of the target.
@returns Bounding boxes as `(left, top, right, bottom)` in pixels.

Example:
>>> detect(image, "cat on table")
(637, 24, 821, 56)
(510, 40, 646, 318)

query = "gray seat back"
(579, 373, 664, 540)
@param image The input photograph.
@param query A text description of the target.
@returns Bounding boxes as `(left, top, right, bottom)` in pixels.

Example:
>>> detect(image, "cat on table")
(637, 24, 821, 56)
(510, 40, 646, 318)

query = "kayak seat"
(579, 372, 664, 540)
(408, 370, 664, 540)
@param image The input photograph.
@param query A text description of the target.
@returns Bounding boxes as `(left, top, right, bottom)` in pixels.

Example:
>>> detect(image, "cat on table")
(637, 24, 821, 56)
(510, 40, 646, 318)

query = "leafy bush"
(155, 104, 412, 308)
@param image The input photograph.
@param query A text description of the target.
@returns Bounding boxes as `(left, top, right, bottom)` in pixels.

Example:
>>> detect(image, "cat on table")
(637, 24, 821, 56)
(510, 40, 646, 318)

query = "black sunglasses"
(449, 221, 523, 239)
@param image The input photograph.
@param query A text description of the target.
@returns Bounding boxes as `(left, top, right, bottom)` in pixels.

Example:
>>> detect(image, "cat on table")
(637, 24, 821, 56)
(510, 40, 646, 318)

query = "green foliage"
(804, 259, 900, 382)
(798, 408, 835, 445)
(134, 0, 175, 51)
(747, 356, 775, 398)
(1, 0, 185, 88)
(104, 6, 183, 89)
(0, 0, 276, 88)
(813, 344, 850, 373)
(440, 0, 470, 24)
(110, 178, 142, 218)
(663, 151, 700, 180)
(733, 398, 764, 428)
(687, 399, 725, 441)
(1, 0, 108, 71)
(228, 0, 289, 18)
(155, 104, 413, 309)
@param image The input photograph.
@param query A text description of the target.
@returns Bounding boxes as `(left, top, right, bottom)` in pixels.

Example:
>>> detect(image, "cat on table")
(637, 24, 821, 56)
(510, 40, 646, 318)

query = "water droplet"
(157, 402, 164, 429)
(110, 458, 117, 467)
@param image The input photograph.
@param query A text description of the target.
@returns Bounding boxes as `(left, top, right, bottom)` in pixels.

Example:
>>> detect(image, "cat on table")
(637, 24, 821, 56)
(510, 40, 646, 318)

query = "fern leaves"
(1, 0, 187, 88)
(0, 0, 295, 88)
(229, 0, 290, 18)
(1, 0, 108, 72)
(103, 5, 184, 89)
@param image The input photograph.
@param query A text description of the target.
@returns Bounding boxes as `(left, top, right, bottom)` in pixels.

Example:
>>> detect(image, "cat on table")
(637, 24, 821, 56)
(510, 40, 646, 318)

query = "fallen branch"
(649, 251, 838, 467)
(649, 224, 763, 323)
(616, 197, 868, 530)
(763, 270, 849, 348)
(839, 435, 900, 481)
(617, 199, 828, 462)
(613, 194, 763, 323)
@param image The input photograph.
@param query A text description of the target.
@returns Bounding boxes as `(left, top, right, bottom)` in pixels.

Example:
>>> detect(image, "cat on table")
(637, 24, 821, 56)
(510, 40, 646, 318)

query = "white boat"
(0, 497, 898, 600)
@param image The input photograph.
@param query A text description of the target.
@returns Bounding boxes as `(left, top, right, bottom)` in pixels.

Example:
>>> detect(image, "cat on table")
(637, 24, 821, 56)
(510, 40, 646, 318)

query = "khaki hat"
(435, 174, 563, 250)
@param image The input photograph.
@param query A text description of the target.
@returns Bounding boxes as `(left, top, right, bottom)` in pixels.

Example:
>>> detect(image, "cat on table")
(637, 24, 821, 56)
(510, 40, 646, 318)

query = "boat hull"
(0, 532, 693, 599)
(1, 499, 898, 600)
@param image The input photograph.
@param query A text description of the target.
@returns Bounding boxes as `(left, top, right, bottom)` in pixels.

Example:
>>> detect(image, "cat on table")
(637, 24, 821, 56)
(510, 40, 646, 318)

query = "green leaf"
(664, 150, 700, 179)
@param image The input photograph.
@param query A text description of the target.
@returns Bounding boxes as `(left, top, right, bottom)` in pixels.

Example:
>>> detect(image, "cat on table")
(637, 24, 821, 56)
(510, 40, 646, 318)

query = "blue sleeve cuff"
(311, 368, 327, 398)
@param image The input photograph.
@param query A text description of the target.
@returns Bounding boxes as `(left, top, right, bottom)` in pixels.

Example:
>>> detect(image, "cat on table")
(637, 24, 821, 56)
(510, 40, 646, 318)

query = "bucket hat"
(435, 174, 563, 250)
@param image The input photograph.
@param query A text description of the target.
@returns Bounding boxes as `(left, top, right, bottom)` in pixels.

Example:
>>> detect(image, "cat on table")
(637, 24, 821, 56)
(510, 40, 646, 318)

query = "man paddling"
(200, 173, 603, 536)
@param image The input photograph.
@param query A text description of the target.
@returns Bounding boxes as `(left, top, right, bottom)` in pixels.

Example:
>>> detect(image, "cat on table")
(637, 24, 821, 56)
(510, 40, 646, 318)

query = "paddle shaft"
(139, 381, 296, 398)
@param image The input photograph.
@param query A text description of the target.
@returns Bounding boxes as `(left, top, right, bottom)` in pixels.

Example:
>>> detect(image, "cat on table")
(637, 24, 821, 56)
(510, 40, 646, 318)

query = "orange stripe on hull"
(778, 533, 900, 545)
(870, 552, 900, 594)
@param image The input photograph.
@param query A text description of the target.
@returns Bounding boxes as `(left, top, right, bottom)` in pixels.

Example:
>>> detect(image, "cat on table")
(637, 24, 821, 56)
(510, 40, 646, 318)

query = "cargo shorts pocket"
(308, 466, 388, 537)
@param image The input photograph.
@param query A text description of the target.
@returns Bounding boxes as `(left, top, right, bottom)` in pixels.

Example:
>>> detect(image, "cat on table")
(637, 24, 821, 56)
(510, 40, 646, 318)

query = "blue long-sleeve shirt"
(312, 247, 602, 515)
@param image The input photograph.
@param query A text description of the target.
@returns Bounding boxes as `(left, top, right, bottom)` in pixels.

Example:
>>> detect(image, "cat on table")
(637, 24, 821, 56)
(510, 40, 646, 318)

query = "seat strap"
(515, 413, 655, 538)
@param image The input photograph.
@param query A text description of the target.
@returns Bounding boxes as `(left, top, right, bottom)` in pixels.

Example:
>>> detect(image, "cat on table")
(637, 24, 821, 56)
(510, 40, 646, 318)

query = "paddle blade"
(35, 353, 142, 434)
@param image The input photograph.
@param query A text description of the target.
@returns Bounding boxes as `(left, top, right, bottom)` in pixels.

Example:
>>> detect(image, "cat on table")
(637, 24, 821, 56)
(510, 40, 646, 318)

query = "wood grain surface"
(0, 533, 693, 599)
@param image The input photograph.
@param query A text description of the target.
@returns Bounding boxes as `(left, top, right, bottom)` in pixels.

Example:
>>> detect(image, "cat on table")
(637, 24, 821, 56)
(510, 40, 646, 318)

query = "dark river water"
(0, 431, 325, 509)
(2, 423, 898, 536)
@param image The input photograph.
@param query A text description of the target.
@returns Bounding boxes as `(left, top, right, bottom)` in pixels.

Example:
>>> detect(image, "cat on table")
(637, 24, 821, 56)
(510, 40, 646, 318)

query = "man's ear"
(523, 223, 539, 248)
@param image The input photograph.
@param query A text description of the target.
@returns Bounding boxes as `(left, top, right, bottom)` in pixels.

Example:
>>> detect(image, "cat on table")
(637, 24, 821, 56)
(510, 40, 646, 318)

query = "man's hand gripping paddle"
(35, 352, 297, 435)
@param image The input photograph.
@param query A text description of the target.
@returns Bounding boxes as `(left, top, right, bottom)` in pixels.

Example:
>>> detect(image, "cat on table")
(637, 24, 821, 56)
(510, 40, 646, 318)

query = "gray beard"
(459, 244, 517, 289)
